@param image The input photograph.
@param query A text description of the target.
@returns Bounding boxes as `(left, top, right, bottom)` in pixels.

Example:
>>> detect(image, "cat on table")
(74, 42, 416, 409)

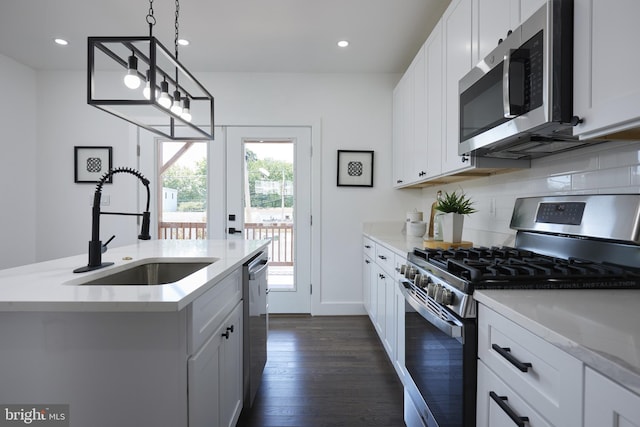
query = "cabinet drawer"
(478, 304, 583, 427)
(394, 253, 407, 279)
(477, 360, 552, 427)
(375, 243, 395, 275)
(189, 268, 242, 354)
(363, 237, 375, 258)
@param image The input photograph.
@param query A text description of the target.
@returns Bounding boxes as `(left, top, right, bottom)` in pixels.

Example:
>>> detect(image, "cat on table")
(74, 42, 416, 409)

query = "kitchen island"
(0, 239, 269, 427)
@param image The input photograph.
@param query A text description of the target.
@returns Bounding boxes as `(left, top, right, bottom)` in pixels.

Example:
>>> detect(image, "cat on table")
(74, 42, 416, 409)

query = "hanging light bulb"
(181, 97, 192, 122)
(123, 53, 141, 89)
(143, 70, 152, 100)
(158, 79, 172, 109)
(171, 90, 183, 115)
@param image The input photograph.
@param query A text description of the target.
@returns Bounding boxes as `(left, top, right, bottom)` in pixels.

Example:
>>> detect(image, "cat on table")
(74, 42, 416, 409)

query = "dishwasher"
(242, 251, 269, 408)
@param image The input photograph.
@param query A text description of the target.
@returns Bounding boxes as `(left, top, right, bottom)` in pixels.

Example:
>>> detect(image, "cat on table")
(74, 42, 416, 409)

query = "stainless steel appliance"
(458, 0, 582, 160)
(400, 194, 640, 427)
(242, 251, 269, 408)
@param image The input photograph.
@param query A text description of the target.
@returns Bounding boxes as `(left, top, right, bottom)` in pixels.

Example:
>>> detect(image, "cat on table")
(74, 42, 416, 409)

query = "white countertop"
(363, 222, 425, 258)
(364, 222, 640, 395)
(0, 239, 269, 312)
(474, 289, 640, 395)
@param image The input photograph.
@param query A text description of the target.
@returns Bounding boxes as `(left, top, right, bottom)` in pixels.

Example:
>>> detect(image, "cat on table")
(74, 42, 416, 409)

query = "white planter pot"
(441, 213, 464, 243)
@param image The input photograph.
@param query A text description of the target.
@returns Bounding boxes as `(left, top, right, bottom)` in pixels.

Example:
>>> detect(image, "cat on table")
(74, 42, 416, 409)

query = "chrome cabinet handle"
(489, 392, 529, 427)
(492, 344, 532, 372)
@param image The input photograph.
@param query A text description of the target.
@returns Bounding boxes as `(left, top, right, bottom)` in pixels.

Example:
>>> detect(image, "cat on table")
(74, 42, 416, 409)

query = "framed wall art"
(74, 146, 113, 183)
(337, 150, 374, 187)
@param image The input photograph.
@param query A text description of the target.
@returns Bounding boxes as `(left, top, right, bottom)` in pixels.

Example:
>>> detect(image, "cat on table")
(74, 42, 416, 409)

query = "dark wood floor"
(237, 315, 405, 427)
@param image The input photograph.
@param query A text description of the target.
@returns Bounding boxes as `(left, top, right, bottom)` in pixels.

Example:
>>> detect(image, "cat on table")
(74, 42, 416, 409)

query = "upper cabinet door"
(392, 75, 408, 187)
(475, 0, 519, 63)
(425, 22, 444, 179)
(519, 0, 546, 23)
(573, 0, 640, 139)
(442, 0, 474, 174)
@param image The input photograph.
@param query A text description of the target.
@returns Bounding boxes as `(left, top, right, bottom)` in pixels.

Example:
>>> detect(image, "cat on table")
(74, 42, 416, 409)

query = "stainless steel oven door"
(400, 280, 477, 427)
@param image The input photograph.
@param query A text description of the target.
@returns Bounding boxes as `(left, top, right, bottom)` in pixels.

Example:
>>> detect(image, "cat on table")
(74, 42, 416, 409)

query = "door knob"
(228, 227, 242, 234)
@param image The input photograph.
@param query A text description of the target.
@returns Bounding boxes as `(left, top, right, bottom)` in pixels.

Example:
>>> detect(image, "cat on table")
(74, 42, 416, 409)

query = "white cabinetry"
(362, 237, 405, 381)
(584, 368, 640, 427)
(477, 304, 583, 427)
(189, 302, 243, 427)
(363, 237, 375, 318)
(393, 73, 410, 186)
(393, 47, 427, 187)
(573, 0, 640, 139)
(188, 268, 244, 427)
(424, 21, 443, 180)
(391, 0, 529, 188)
(393, 253, 407, 383)
(474, 0, 519, 66)
(441, 0, 474, 175)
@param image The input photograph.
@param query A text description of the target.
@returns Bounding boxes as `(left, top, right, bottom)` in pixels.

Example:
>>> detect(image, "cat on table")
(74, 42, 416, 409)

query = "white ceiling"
(0, 0, 451, 73)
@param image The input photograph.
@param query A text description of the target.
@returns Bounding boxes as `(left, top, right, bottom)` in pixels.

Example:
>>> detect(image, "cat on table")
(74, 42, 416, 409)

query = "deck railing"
(158, 222, 207, 240)
(157, 221, 293, 266)
(244, 222, 294, 266)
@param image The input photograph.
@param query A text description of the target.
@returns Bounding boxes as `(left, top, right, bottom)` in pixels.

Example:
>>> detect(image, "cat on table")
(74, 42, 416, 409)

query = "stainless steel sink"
(78, 260, 214, 286)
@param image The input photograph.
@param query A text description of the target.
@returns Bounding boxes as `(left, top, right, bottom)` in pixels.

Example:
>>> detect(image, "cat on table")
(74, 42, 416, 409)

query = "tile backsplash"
(421, 140, 640, 247)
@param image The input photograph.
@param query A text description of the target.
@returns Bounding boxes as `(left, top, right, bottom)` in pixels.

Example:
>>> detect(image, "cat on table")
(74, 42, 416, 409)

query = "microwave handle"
(503, 50, 526, 118)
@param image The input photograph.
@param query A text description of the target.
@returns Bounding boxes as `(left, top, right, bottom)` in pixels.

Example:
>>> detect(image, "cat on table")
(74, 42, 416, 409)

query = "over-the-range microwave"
(458, 0, 585, 159)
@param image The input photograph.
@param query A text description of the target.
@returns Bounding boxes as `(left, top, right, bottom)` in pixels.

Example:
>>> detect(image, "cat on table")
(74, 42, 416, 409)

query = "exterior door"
(225, 126, 311, 314)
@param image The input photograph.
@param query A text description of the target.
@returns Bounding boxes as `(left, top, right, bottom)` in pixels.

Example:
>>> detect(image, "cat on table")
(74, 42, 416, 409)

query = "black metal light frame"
(87, 35, 214, 141)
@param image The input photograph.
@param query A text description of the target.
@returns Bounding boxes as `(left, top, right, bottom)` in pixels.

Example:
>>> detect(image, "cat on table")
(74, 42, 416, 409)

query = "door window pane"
(244, 141, 294, 290)
(157, 141, 207, 239)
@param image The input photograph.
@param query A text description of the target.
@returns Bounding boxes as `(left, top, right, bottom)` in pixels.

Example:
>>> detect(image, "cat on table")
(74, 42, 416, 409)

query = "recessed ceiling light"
(337, 40, 349, 48)
(54, 38, 69, 46)
(178, 39, 190, 46)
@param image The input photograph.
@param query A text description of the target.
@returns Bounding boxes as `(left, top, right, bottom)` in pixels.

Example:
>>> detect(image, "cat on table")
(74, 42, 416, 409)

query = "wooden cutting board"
(423, 240, 473, 249)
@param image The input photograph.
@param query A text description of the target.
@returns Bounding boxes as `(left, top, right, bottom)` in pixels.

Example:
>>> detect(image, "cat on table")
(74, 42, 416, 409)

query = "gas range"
(402, 194, 640, 319)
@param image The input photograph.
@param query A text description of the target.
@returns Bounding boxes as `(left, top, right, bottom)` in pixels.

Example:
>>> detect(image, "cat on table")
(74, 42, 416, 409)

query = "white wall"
(200, 72, 423, 314)
(35, 71, 138, 264)
(2, 63, 421, 314)
(419, 140, 640, 246)
(0, 54, 37, 269)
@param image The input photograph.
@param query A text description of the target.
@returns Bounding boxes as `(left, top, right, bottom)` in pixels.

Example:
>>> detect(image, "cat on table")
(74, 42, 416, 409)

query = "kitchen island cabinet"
(0, 239, 268, 427)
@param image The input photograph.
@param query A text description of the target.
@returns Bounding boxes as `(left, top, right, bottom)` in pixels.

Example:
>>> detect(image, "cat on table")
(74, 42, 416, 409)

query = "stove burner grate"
(413, 246, 640, 290)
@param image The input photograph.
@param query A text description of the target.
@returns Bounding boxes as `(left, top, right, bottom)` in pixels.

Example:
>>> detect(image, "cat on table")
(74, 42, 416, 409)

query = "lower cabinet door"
(584, 367, 640, 427)
(188, 302, 243, 427)
(477, 360, 552, 427)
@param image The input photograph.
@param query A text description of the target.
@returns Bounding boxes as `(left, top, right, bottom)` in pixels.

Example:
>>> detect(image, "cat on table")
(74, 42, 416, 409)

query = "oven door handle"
(399, 280, 463, 339)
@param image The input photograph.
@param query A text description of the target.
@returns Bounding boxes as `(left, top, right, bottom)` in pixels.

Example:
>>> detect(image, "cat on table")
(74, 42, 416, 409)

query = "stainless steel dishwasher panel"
(242, 251, 269, 408)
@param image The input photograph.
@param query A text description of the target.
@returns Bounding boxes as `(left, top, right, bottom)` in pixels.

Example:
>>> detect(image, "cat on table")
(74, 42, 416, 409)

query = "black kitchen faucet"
(74, 167, 151, 273)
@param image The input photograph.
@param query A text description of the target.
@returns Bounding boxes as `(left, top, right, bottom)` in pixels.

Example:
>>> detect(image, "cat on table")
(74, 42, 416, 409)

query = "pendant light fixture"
(87, 0, 214, 140)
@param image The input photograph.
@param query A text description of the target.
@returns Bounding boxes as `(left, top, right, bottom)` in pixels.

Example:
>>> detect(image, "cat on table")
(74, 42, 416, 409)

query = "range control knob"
(441, 289, 454, 305)
(434, 285, 444, 303)
(427, 283, 437, 299)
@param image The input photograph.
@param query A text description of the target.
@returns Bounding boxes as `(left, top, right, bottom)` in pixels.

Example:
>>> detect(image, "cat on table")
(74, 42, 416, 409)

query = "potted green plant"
(434, 190, 476, 243)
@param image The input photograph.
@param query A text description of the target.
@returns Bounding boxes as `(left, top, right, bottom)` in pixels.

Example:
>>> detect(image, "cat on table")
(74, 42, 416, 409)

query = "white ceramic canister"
(406, 210, 424, 223)
(407, 221, 427, 237)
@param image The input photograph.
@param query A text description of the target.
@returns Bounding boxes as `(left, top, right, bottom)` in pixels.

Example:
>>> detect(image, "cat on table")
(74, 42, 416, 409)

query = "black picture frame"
(74, 146, 113, 183)
(337, 150, 374, 187)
